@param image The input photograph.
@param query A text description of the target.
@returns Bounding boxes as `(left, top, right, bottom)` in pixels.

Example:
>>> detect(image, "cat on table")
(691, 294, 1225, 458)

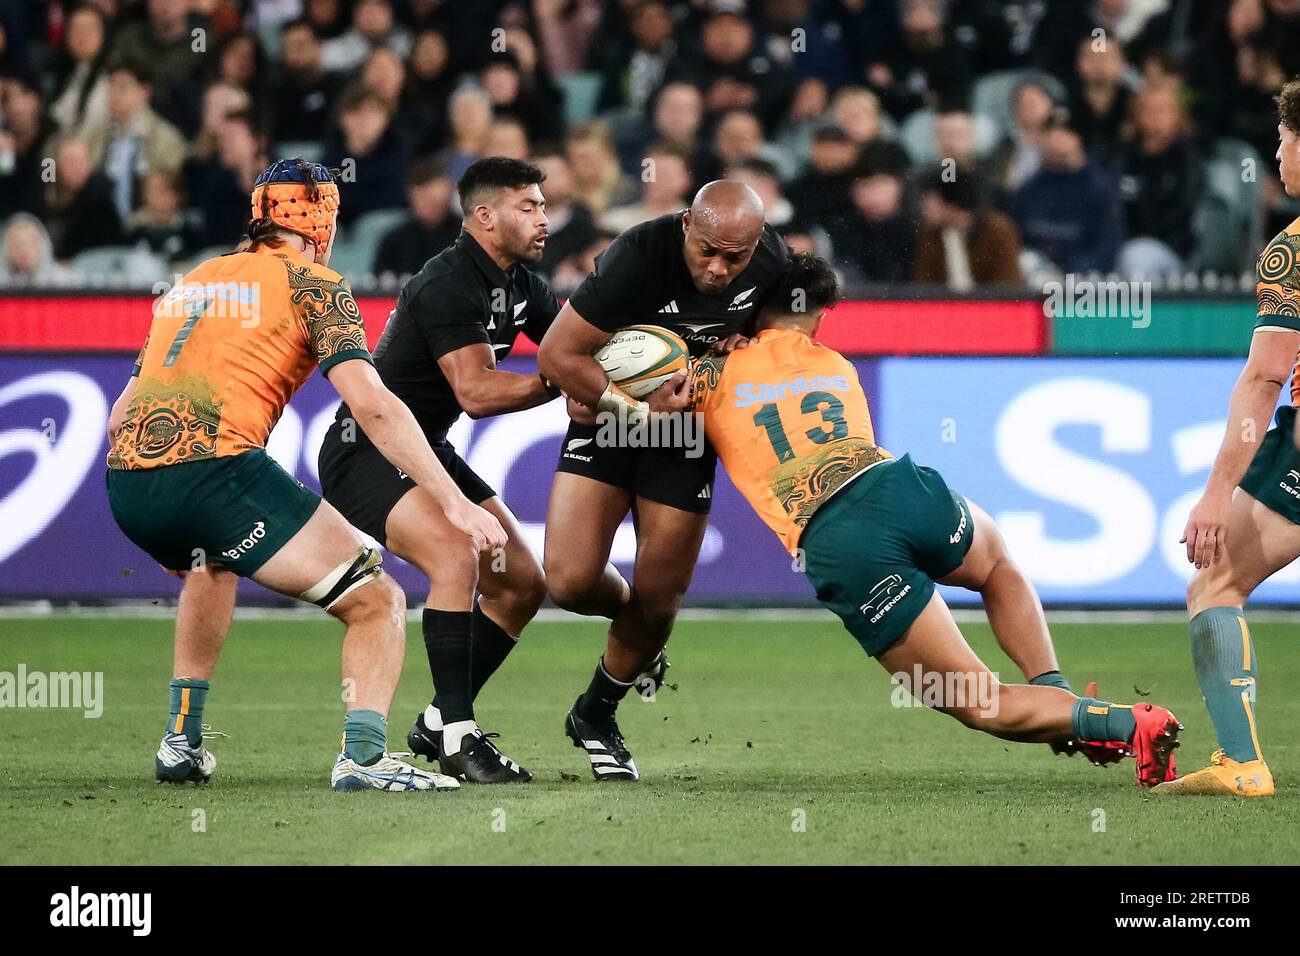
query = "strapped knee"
(299, 547, 383, 610)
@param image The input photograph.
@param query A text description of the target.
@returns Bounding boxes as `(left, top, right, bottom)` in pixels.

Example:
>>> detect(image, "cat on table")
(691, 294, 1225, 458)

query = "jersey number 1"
(752, 391, 848, 463)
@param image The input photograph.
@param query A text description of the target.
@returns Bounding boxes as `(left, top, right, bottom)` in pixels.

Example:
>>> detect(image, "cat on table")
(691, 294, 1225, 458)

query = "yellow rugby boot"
(1151, 749, 1274, 797)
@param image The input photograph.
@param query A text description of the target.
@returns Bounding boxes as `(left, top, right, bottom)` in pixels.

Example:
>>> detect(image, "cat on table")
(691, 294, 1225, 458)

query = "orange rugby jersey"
(107, 246, 371, 470)
(1254, 216, 1300, 405)
(690, 327, 891, 554)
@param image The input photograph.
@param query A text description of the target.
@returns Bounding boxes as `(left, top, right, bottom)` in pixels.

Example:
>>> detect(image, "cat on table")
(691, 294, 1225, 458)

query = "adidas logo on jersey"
(658, 300, 679, 314)
(698, 485, 712, 499)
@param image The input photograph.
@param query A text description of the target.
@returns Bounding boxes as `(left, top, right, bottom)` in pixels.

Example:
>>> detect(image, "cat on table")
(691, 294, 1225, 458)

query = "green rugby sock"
(1189, 607, 1261, 762)
(167, 678, 209, 747)
(342, 709, 387, 767)
(1071, 698, 1137, 743)
(1029, 670, 1073, 693)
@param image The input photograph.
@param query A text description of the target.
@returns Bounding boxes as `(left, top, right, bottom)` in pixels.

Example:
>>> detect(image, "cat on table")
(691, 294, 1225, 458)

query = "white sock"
(423, 704, 443, 731)
(441, 719, 478, 755)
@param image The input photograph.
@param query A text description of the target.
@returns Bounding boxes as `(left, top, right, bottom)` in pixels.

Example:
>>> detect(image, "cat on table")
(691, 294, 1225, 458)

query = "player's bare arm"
(106, 374, 136, 442)
(327, 359, 506, 551)
(436, 341, 554, 418)
(1182, 328, 1298, 568)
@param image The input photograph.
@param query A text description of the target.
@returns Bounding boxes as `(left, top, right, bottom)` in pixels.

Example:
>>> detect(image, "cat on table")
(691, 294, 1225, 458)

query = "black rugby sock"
(424, 608, 474, 724)
(576, 657, 634, 724)
(470, 602, 519, 700)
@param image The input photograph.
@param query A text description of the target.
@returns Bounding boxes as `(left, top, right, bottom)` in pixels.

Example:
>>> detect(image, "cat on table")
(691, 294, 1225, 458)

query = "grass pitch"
(0, 614, 1296, 865)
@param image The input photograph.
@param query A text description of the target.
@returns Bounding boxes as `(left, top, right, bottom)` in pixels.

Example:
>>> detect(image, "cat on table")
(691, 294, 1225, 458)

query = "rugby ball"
(594, 325, 690, 398)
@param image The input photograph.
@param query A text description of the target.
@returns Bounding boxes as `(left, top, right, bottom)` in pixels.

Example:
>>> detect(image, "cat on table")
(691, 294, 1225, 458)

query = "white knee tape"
(299, 547, 383, 610)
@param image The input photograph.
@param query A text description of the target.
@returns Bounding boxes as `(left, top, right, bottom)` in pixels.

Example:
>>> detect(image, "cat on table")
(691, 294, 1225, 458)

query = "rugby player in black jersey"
(319, 158, 561, 784)
(537, 180, 788, 780)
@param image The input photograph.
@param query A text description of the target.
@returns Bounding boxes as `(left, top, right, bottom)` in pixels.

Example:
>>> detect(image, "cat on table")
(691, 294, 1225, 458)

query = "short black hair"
(457, 156, 546, 210)
(766, 251, 839, 318)
(407, 156, 451, 189)
(107, 55, 152, 86)
(729, 156, 779, 180)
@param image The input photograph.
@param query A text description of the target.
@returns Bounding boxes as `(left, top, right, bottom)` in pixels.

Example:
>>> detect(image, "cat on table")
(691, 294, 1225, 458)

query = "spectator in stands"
(725, 157, 796, 229)
(84, 59, 187, 223)
(551, 230, 617, 297)
(534, 149, 599, 277)
(1036, 0, 1166, 85)
(190, 81, 251, 166)
(825, 156, 916, 285)
(1069, 33, 1133, 169)
(914, 170, 1024, 288)
(664, 7, 798, 134)
(1011, 111, 1125, 275)
(360, 46, 406, 113)
(932, 105, 998, 181)
(603, 141, 694, 234)
(1115, 82, 1202, 277)
(373, 158, 461, 278)
(866, 0, 971, 121)
(953, 0, 1054, 75)
(774, 75, 832, 167)
(306, 0, 350, 42)
(324, 85, 410, 227)
(698, 109, 791, 182)
(616, 80, 707, 180)
(110, 0, 209, 136)
(405, 28, 455, 155)
(188, 109, 267, 248)
(595, 0, 677, 114)
(274, 19, 341, 146)
(756, 0, 854, 88)
(831, 86, 911, 173)
(534, 0, 604, 78)
(436, 85, 493, 183)
(786, 124, 861, 230)
(1219, 32, 1289, 168)
(484, 115, 531, 161)
(43, 135, 124, 261)
(123, 168, 202, 264)
(566, 120, 638, 218)
(1, 214, 74, 286)
(213, 30, 263, 99)
(0, 72, 54, 222)
(322, 0, 411, 75)
(998, 75, 1059, 192)
(479, 49, 563, 145)
(49, 4, 111, 138)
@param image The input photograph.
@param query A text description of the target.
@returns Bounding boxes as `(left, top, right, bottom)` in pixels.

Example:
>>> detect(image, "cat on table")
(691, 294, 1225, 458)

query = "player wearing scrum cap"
(537, 181, 787, 781)
(106, 158, 506, 793)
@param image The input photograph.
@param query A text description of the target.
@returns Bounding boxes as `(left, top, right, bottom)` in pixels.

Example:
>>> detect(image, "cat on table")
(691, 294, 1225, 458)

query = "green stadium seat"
(331, 208, 409, 280)
(557, 72, 603, 127)
(273, 140, 325, 164)
(972, 69, 1068, 140)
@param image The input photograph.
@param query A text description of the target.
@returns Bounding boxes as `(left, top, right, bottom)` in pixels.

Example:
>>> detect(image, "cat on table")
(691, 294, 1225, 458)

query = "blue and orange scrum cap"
(250, 159, 341, 257)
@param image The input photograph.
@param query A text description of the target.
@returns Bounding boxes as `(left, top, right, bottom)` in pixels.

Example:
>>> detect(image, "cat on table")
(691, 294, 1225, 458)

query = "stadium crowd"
(0, 0, 1293, 293)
